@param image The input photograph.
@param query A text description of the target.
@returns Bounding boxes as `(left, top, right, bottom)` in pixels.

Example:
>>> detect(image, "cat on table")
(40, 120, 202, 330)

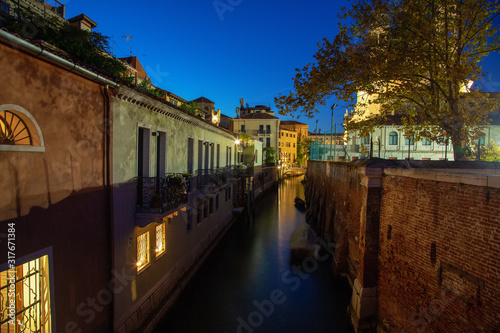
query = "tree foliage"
(263, 146, 277, 165)
(180, 101, 199, 115)
(275, 0, 500, 159)
(4, 7, 126, 76)
(480, 139, 500, 161)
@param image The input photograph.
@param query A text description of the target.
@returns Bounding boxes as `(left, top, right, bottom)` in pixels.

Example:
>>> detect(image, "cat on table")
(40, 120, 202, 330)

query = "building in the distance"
(231, 113, 280, 152)
(279, 120, 308, 142)
(278, 126, 298, 165)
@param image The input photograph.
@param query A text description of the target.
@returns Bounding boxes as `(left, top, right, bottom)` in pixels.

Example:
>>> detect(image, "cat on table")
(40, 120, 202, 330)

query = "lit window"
(137, 232, 150, 272)
(156, 223, 166, 257)
(0, 255, 52, 332)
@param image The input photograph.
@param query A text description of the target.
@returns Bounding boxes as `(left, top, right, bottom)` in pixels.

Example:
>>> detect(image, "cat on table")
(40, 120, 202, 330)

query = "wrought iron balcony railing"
(137, 174, 190, 214)
(257, 129, 271, 135)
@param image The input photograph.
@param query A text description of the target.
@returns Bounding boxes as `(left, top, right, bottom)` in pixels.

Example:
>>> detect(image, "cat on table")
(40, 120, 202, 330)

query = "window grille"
(137, 232, 150, 271)
(156, 223, 166, 257)
(0, 256, 52, 333)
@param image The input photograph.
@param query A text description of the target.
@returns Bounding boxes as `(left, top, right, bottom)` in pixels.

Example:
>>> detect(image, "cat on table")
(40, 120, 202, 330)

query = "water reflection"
(154, 176, 352, 333)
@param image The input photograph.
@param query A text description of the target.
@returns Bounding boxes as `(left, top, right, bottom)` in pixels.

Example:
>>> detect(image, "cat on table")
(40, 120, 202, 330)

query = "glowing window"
(0, 255, 52, 332)
(137, 232, 150, 272)
(0, 110, 32, 145)
(156, 223, 166, 257)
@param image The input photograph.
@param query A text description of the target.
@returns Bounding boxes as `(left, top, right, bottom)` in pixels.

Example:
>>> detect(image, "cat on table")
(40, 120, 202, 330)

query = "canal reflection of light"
(277, 176, 306, 267)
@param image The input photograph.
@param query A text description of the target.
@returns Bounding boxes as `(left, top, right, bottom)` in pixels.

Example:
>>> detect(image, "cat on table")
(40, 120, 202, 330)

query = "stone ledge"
(384, 168, 500, 189)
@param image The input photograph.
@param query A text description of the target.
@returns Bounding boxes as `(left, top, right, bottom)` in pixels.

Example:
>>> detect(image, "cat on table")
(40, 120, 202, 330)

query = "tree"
(180, 101, 199, 115)
(263, 147, 277, 165)
(275, 0, 500, 160)
(4, 7, 126, 76)
(480, 139, 500, 161)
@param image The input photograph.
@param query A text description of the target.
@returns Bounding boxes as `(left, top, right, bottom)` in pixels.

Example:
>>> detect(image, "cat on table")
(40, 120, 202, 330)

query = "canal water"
(154, 177, 353, 333)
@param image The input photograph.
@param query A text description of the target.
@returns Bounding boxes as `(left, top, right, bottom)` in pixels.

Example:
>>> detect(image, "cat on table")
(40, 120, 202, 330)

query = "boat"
(294, 197, 306, 211)
(289, 223, 320, 260)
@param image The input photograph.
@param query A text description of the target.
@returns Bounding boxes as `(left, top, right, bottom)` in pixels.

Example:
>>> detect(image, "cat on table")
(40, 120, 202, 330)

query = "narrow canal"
(154, 177, 353, 333)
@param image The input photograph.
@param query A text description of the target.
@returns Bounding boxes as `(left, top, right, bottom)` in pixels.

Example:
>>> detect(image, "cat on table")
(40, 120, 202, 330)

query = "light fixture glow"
(235, 139, 241, 145)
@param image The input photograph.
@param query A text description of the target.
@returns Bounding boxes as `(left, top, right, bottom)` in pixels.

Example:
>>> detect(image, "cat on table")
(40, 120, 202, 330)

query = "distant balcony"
(258, 129, 271, 135)
(137, 174, 190, 214)
(197, 168, 230, 190)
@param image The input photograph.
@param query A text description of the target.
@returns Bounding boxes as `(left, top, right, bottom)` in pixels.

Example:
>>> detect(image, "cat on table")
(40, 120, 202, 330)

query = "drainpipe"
(101, 86, 115, 330)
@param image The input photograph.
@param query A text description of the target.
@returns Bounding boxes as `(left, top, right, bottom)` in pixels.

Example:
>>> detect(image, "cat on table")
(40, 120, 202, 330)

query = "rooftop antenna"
(122, 32, 133, 56)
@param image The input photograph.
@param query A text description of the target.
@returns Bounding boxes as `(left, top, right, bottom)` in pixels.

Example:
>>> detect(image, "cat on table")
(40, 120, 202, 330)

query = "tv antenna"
(122, 32, 133, 56)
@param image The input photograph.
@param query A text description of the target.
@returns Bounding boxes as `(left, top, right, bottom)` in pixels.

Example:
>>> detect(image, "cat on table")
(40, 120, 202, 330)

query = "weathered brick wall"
(306, 161, 366, 281)
(378, 173, 500, 332)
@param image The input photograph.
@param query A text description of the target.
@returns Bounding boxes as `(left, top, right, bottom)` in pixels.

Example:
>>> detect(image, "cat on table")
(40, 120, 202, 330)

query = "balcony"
(136, 174, 190, 214)
(257, 129, 271, 135)
(196, 168, 230, 191)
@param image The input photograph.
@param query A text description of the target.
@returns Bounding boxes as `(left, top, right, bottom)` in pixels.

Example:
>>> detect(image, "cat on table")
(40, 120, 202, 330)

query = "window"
(156, 223, 166, 257)
(0, 106, 44, 152)
(216, 194, 219, 210)
(388, 131, 398, 145)
(240, 125, 245, 133)
(203, 200, 209, 218)
(361, 135, 370, 145)
(0, 255, 52, 332)
(293, 143, 296, 148)
(266, 125, 271, 134)
(209, 197, 214, 215)
(216, 144, 220, 169)
(156, 131, 167, 177)
(197, 203, 202, 223)
(186, 209, 192, 231)
(422, 137, 432, 146)
(286, 133, 289, 137)
(187, 138, 194, 174)
(137, 232, 150, 272)
(266, 138, 270, 147)
(405, 135, 415, 145)
(138, 127, 151, 177)
(198, 140, 203, 172)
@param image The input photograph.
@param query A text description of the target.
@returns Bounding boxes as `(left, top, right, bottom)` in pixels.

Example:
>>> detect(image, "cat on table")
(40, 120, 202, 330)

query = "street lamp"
(330, 103, 337, 161)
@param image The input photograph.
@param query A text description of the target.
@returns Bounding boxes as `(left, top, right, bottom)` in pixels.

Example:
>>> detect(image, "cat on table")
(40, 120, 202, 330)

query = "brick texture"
(378, 176, 500, 332)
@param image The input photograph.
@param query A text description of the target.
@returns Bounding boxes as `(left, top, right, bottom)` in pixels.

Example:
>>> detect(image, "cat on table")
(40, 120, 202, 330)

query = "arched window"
(388, 131, 398, 145)
(0, 105, 44, 152)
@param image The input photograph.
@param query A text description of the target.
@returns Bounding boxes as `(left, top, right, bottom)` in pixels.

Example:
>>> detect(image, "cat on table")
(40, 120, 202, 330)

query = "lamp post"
(330, 103, 336, 161)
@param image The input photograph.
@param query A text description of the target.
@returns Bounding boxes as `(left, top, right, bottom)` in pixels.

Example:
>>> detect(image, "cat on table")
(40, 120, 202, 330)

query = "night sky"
(63, 0, 500, 133)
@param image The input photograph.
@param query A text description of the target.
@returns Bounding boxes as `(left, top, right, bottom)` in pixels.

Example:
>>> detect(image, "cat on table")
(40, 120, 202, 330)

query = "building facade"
(278, 127, 297, 165)
(231, 113, 280, 157)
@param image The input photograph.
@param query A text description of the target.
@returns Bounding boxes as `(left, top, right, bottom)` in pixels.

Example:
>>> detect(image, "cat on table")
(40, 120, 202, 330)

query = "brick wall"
(306, 161, 366, 281)
(378, 173, 500, 332)
(306, 159, 500, 332)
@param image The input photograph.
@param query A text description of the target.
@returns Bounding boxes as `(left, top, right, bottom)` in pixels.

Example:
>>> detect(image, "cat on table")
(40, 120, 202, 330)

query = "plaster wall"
(110, 89, 240, 331)
(0, 40, 110, 331)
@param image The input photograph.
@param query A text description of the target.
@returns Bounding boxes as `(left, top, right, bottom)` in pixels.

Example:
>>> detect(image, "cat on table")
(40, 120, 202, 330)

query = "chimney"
(239, 98, 245, 108)
(236, 107, 240, 117)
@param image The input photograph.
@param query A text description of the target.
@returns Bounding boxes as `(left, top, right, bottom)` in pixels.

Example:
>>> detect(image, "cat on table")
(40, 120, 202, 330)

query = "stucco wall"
(0, 40, 111, 332)
(110, 88, 241, 331)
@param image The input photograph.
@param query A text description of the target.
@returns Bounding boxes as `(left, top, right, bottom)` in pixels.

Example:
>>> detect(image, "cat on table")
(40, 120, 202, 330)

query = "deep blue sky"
(64, 0, 500, 133)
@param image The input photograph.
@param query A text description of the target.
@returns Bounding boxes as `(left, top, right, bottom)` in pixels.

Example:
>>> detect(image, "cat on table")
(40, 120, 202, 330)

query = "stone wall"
(306, 159, 500, 332)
